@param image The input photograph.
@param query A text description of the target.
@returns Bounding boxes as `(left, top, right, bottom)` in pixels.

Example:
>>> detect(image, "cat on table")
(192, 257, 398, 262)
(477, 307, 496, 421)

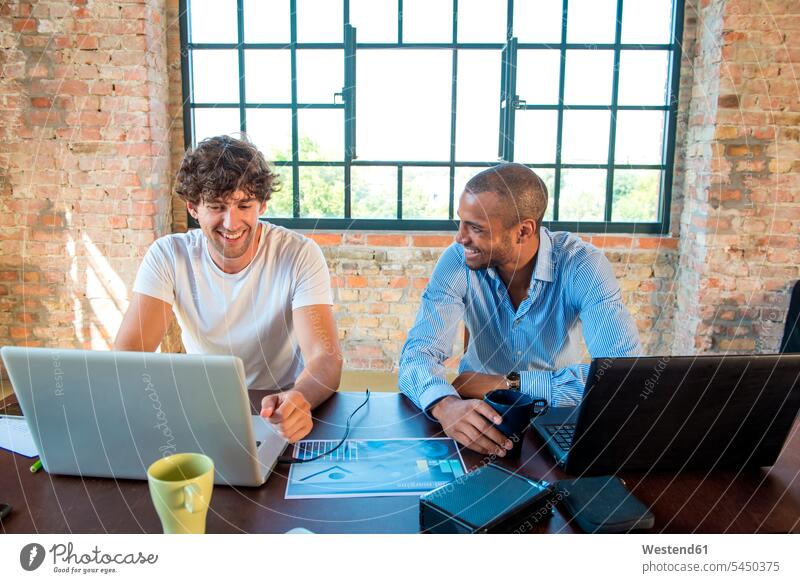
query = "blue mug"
(484, 389, 548, 457)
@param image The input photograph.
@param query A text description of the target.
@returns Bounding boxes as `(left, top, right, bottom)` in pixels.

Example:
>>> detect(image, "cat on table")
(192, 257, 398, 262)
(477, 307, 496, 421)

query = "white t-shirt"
(132, 223, 333, 390)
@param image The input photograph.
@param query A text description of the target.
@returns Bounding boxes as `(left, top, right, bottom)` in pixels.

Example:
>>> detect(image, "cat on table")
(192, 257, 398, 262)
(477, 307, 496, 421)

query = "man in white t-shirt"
(115, 135, 342, 443)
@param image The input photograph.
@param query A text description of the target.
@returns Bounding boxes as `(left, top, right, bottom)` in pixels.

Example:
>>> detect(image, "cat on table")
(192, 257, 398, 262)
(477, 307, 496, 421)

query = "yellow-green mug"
(147, 453, 214, 534)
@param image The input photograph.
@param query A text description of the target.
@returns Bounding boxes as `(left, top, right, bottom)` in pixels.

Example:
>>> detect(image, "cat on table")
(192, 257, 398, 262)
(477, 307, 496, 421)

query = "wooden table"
(1, 391, 798, 533)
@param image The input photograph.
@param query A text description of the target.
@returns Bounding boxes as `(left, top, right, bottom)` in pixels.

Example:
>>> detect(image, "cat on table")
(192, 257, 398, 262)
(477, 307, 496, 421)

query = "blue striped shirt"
(398, 227, 642, 414)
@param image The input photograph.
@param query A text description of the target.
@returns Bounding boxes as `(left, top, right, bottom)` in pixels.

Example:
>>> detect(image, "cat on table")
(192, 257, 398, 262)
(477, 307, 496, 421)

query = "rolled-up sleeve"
(398, 244, 466, 415)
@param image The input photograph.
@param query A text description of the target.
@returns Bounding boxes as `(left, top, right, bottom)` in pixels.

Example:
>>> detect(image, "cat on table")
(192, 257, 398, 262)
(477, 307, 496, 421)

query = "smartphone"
(554, 475, 655, 533)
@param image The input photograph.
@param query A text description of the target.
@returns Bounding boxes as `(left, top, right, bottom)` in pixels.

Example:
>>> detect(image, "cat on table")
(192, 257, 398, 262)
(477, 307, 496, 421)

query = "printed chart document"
(285, 438, 465, 499)
(0, 415, 39, 457)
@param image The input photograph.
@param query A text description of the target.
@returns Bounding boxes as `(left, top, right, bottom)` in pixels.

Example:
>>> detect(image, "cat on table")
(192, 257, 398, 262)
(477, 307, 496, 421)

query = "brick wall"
(0, 0, 173, 375)
(673, 0, 800, 354)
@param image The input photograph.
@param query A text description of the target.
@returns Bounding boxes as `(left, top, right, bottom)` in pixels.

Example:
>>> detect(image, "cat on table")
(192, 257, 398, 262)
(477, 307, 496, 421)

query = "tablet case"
(419, 464, 555, 534)
(554, 475, 654, 533)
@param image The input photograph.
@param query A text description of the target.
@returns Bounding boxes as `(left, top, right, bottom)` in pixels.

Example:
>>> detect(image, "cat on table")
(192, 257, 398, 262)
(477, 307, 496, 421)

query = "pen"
(30, 459, 42, 473)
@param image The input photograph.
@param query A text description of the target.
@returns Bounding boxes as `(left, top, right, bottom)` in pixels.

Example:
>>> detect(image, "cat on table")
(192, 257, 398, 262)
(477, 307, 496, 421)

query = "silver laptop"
(1, 346, 287, 487)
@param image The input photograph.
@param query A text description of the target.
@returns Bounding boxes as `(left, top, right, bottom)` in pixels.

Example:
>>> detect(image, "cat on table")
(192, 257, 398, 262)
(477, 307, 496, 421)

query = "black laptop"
(531, 354, 800, 475)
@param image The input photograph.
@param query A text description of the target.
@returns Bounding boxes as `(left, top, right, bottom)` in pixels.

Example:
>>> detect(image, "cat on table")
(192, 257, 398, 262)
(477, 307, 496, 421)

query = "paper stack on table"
(0, 416, 39, 458)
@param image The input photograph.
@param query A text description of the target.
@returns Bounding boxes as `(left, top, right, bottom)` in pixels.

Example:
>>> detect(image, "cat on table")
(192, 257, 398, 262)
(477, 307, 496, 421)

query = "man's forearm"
(452, 372, 507, 399)
(291, 354, 342, 409)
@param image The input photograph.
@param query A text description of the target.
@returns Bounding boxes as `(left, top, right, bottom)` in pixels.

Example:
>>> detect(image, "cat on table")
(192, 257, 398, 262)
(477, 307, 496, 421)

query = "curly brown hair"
(174, 135, 280, 205)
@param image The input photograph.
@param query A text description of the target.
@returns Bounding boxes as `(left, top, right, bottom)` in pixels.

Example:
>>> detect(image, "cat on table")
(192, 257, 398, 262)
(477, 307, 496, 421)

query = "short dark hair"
(464, 163, 548, 227)
(175, 135, 280, 205)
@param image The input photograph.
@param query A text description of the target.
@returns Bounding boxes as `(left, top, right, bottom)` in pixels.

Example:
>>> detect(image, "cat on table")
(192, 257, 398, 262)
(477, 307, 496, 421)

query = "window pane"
(558, 169, 607, 221)
(349, 0, 397, 43)
(297, 0, 343, 42)
(297, 50, 343, 104)
(566, 0, 617, 44)
(622, 0, 673, 44)
(514, 0, 562, 43)
(403, 167, 450, 219)
(514, 110, 558, 164)
(561, 111, 611, 164)
(403, 0, 452, 43)
(538, 169, 556, 222)
(244, 0, 290, 43)
(454, 166, 486, 198)
(191, 50, 239, 103)
(612, 169, 661, 222)
(264, 165, 294, 218)
(190, 0, 237, 43)
(614, 111, 665, 165)
(358, 50, 452, 162)
(193, 108, 240, 145)
(458, 0, 506, 43)
(298, 109, 343, 161)
(246, 109, 292, 162)
(517, 50, 560, 105)
(564, 50, 614, 105)
(456, 50, 501, 162)
(618, 51, 670, 105)
(299, 166, 344, 217)
(352, 166, 397, 219)
(245, 50, 291, 103)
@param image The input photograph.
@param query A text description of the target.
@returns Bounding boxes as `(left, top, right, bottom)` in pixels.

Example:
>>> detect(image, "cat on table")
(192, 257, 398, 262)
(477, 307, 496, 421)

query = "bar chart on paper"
(285, 438, 465, 499)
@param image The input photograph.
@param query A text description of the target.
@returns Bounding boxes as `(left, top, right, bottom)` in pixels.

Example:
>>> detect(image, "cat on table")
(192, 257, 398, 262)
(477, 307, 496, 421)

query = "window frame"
(179, 0, 685, 234)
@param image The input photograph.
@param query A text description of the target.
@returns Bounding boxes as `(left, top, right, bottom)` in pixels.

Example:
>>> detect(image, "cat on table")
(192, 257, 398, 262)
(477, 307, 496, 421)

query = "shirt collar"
(485, 226, 554, 285)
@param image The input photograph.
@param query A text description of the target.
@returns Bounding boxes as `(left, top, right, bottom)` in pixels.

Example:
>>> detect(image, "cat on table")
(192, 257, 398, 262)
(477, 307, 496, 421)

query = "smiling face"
(455, 190, 519, 271)
(187, 190, 267, 273)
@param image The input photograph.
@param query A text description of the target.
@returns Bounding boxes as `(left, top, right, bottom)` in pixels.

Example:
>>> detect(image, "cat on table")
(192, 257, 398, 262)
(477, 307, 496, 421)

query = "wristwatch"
(505, 371, 521, 390)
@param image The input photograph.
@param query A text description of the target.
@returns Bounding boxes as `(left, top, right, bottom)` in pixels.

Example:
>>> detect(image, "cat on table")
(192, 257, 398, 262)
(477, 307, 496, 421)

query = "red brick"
(18, 313, 38, 324)
(10, 327, 29, 340)
(726, 144, 762, 157)
(59, 80, 89, 95)
(40, 215, 63, 227)
(346, 276, 367, 288)
(30, 97, 52, 108)
(636, 237, 679, 250)
(718, 94, 740, 108)
(12, 18, 36, 32)
(108, 216, 128, 229)
(307, 233, 342, 246)
(589, 236, 634, 249)
(366, 235, 408, 247)
(412, 235, 453, 247)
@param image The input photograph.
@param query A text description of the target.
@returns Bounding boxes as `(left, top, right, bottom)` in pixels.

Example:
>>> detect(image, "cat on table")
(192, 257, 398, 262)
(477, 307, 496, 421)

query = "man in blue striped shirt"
(398, 163, 642, 456)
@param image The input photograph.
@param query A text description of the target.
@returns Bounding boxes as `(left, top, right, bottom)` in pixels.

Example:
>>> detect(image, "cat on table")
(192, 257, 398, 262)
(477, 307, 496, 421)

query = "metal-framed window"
(180, 0, 684, 233)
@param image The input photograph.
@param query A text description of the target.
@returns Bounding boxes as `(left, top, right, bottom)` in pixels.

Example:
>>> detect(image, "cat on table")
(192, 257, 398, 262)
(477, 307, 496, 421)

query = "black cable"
(278, 389, 370, 464)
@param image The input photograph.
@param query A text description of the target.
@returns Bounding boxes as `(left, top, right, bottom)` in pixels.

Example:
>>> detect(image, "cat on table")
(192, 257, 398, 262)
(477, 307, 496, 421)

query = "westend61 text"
(642, 544, 708, 555)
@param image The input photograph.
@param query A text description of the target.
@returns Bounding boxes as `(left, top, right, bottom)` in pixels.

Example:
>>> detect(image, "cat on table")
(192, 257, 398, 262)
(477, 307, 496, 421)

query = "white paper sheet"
(0, 415, 39, 458)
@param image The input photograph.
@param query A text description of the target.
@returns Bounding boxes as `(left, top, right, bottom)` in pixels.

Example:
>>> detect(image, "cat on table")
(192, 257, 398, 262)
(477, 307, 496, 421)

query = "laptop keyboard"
(544, 423, 576, 451)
